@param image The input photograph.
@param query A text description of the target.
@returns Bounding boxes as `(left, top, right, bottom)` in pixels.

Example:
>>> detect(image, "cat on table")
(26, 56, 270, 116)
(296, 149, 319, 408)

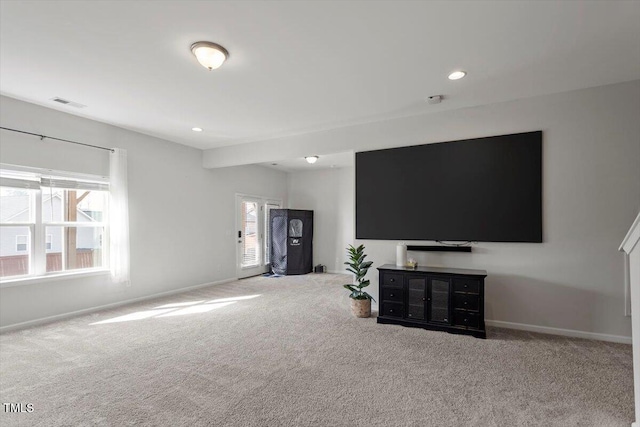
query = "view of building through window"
(0, 181, 108, 279)
(0, 187, 34, 277)
(42, 188, 106, 273)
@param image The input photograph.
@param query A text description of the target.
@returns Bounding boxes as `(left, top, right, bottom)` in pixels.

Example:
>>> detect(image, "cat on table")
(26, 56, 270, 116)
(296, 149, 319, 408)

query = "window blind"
(0, 170, 108, 192)
(0, 177, 41, 190)
(40, 178, 109, 191)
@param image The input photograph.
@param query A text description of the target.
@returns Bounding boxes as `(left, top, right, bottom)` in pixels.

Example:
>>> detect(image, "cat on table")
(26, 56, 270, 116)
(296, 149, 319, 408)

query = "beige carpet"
(0, 273, 634, 426)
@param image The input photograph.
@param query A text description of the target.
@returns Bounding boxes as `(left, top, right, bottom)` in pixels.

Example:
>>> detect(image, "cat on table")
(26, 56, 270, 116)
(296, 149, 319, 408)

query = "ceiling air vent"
(50, 97, 87, 108)
(426, 95, 443, 105)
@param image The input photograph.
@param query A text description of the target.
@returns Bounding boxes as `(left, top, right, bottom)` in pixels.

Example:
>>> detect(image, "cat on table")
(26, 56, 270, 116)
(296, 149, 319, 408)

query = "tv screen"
(356, 131, 542, 242)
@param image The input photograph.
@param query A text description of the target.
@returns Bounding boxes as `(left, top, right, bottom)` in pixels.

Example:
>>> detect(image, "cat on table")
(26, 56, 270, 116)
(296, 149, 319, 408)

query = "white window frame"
(0, 164, 110, 286)
(235, 194, 282, 279)
(240, 198, 261, 269)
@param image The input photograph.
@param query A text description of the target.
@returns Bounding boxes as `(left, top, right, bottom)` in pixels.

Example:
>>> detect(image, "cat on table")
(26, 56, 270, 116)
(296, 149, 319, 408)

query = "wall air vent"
(50, 97, 87, 108)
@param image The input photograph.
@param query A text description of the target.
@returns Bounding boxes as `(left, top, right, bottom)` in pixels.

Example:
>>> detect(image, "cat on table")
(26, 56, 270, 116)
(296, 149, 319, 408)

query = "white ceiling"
(258, 151, 354, 172)
(1, 1, 639, 153)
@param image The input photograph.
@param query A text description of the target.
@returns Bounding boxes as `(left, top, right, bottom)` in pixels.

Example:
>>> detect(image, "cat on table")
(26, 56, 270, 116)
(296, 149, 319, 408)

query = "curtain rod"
(0, 126, 115, 153)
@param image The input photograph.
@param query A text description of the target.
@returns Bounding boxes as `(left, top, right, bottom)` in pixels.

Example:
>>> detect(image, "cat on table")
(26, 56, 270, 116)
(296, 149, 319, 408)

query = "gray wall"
(287, 166, 355, 273)
(2, 79, 639, 339)
(211, 81, 640, 340)
(0, 95, 288, 328)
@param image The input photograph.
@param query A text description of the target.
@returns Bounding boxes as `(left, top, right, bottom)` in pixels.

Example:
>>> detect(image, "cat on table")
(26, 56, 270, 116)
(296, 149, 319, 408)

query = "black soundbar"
(407, 245, 472, 253)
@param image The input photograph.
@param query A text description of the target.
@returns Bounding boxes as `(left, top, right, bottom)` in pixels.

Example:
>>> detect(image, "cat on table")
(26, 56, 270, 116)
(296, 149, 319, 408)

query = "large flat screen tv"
(356, 131, 542, 242)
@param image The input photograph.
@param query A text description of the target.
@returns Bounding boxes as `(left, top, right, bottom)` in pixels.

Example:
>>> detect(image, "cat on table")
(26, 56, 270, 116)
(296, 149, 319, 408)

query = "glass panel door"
(236, 195, 282, 279)
(428, 278, 451, 323)
(406, 277, 426, 320)
(241, 200, 260, 269)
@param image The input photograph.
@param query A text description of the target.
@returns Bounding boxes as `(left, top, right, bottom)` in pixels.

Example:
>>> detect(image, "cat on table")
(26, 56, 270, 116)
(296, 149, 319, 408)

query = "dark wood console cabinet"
(377, 264, 487, 338)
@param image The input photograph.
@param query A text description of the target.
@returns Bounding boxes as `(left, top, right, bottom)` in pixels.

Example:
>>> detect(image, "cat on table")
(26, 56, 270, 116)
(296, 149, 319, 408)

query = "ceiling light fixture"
(190, 41, 229, 71)
(305, 156, 319, 164)
(448, 70, 467, 80)
(192, 127, 203, 132)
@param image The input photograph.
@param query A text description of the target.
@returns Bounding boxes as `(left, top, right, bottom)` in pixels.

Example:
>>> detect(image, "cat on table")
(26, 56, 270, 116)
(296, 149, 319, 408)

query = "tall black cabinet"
(270, 209, 313, 275)
(377, 264, 487, 338)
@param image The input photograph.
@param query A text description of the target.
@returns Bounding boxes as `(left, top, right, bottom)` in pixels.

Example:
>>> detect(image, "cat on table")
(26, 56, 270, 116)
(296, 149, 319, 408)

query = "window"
(0, 185, 35, 277)
(0, 166, 109, 280)
(241, 201, 259, 268)
(289, 219, 303, 238)
(15, 235, 27, 252)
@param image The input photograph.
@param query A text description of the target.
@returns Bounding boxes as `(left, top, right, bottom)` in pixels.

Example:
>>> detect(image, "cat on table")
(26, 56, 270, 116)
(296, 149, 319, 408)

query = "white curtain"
(109, 148, 131, 284)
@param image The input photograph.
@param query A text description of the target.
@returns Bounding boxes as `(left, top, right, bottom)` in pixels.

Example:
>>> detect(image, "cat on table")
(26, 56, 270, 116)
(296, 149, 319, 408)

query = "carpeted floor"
(0, 273, 634, 426)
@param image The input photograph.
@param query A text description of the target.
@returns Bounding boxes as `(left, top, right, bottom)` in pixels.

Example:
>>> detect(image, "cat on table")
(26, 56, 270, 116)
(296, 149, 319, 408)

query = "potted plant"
(344, 244, 375, 318)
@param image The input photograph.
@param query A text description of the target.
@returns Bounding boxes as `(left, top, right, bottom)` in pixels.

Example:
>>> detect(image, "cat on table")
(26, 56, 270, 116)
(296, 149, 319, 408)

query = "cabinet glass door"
(428, 278, 451, 323)
(406, 277, 426, 320)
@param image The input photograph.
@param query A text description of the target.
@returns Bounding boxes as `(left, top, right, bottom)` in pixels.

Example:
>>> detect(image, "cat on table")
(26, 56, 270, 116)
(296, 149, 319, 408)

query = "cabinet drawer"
(453, 311, 480, 329)
(453, 278, 480, 294)
(381, 273, 403, 287)
(381, 287, 403, 302)
(453, 293, 479, 311)
(381, 302, 404, 318)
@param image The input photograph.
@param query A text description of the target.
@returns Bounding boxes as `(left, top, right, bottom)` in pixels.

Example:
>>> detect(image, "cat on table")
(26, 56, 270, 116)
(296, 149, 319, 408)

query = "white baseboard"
(0, 277, 237, 334)
(485, 319, 632, 344)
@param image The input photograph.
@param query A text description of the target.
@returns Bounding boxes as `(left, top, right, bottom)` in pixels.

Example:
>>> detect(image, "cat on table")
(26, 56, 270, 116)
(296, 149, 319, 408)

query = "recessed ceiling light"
(448, 70, 467, 80)
(192, 127, 203, 132)
(305, 156, 319, 164)
(190, 41, 229, 71)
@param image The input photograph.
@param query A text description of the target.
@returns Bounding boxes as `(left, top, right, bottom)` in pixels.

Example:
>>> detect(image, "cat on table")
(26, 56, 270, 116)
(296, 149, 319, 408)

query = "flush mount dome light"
(305, 156, 319, 164)
(192, 127, 203, 132)
(448, 70, 467, 80)
(190, 41, 229, 70)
